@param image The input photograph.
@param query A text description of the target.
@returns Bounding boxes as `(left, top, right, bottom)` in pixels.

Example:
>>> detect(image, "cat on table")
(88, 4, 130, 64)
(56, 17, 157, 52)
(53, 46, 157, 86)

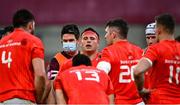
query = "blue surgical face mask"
(62, 42, 77, 52)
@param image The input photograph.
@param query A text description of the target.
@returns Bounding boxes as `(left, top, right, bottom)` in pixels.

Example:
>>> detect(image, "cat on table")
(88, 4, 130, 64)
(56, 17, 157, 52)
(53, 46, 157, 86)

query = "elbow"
(134, 70, 141, 77)
(133, 66, 142, 77)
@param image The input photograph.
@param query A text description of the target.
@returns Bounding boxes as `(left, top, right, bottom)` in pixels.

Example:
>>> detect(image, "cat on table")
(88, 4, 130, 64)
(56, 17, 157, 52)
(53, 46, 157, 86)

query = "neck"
(113, 38, 127, 44)
(16, 27, 30, 33)
(159, 33, 174, 41)
(81, 50, 98, 61)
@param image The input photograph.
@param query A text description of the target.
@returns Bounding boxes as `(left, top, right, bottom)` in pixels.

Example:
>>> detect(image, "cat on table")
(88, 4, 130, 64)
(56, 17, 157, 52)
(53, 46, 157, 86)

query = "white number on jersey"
(169, 65, 180, 84)
(1, 51, 12, 69)
(74, 70, 100, 82)
(119, 65, 136, 83)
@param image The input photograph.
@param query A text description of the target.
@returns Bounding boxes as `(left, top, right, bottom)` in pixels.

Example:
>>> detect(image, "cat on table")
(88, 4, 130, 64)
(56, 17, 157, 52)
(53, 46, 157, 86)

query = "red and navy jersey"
(47, 52, 69, 80)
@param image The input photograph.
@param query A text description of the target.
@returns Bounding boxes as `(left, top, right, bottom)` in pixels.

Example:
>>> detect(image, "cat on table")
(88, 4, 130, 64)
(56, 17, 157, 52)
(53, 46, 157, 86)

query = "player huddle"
(0, 9, 180, 105)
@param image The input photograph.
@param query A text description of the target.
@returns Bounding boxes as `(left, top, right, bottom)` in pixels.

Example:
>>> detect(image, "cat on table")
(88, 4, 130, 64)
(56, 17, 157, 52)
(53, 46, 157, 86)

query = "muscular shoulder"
(145, 43, 160, 54)
(127, 42, 143, 52)
(19, 30, 43, 44)
(27, 34, 43, 47)
(101, 45, 114, 56)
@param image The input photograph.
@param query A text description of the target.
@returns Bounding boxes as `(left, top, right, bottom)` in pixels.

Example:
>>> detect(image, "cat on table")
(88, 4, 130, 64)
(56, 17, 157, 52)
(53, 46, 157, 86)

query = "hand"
(47, 70, 58, 80)
(139, 88, 151, 103)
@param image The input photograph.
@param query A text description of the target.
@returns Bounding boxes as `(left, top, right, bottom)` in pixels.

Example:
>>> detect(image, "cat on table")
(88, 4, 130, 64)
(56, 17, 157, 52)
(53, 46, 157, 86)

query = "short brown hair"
(155, 13, 175, 34)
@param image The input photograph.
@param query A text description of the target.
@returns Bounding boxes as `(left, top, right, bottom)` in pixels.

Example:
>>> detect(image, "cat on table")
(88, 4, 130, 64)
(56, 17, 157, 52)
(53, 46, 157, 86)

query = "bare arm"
(46, 81, 56, 104)
(134, 57, 152, 91)
(46, 59, 59, 104)
(32, 58, 50, 103)
(134, 57, 152, 76)
(134, 72, 144, 92)
(108, 94, 114, 105)
(55, 89, 66, 104)
(40, 76, 51, 103)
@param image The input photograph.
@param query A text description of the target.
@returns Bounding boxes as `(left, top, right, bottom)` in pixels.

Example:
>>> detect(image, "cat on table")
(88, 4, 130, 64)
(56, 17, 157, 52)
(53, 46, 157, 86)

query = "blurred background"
(1, 0, 180, 62)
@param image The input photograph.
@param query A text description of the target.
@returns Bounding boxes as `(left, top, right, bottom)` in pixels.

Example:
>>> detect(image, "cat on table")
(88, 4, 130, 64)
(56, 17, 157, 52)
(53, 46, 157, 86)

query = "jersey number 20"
(119, 65, 136, 83)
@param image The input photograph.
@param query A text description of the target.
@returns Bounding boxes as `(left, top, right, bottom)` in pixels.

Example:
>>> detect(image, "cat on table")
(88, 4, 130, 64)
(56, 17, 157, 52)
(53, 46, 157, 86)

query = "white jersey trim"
(96, 61, 111, 74)
(143, 57, 153, 66)
(136, 101, 145, 105)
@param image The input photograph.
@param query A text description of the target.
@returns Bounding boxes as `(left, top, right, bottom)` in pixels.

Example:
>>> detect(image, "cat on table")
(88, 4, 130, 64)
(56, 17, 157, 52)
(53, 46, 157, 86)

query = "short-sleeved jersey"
(99, 40, 143, 104)
(54, 65, 114, 104)
(60, 52, 101, 73)
(144, 40, 180, 104)
(0, 28, 44, 102)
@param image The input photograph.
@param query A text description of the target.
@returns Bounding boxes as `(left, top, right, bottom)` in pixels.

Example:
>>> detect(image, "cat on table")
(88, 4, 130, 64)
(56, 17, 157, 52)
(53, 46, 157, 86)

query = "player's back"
(0, 28, 43, 102)
(60, 65, 113, 104)
(102, 40, 143, 104)
(144, 40, 180, 103)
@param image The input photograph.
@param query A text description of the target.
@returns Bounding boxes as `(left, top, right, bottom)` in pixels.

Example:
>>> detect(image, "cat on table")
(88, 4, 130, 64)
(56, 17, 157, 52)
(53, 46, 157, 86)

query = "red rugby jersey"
(144, 40, 180, 104)
(54, 65, 113, 104)
(0, 28, 44, 102)
(99, 40, 143, 104)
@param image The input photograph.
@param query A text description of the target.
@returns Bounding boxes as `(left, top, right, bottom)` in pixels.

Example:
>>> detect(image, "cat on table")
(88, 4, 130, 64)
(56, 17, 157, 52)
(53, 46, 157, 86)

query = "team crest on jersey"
(128, 55, 133, 59)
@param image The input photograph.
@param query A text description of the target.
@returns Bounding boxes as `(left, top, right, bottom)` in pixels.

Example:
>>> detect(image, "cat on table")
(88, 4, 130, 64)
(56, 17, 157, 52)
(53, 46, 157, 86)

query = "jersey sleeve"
(31, 38, 44, 59)
(100, 48, 112, 62)
(143, 45, 159, 63)
(106, 76, 114, 95)
(54, 74, 63, 90)
(97, 48, 112, 73)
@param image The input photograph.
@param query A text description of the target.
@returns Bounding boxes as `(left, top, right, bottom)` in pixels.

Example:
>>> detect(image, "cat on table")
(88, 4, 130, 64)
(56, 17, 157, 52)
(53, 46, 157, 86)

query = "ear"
(155, 26, 162, 36)
(111, 32, 117, 39)
(27, 21, 34, 32)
